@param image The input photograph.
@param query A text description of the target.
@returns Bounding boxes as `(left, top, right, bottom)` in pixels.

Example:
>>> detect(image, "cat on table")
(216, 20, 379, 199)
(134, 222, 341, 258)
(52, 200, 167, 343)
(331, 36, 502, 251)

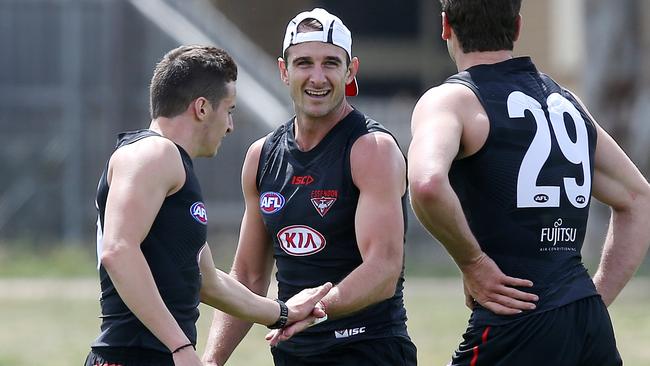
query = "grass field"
(0, 277, 648, 366)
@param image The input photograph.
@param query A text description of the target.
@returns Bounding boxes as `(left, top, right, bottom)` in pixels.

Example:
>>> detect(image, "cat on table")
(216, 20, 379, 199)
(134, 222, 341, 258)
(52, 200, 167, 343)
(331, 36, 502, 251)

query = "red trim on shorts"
(470, 326, 491, 366)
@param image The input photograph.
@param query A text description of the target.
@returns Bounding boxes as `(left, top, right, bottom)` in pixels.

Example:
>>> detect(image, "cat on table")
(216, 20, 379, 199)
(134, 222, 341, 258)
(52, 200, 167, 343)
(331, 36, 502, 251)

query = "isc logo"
(277, 225, 326, 256)
(189, 202, 208, 225)
(334, 327, 366, 339)
(291, 175, 314, 185)
(260, 192, 285, 214)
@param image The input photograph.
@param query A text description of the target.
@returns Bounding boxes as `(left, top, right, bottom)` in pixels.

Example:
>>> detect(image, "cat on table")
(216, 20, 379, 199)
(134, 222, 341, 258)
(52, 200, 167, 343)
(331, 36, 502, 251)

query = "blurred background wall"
(0, 0, 648, 273)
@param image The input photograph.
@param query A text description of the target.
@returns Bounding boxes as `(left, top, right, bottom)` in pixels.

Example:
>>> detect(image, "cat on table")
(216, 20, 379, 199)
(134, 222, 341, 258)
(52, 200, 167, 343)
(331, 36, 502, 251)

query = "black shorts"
(271, 336, 417, 366)
(84, 347, 173, 366)
(450, 296, 622, 366)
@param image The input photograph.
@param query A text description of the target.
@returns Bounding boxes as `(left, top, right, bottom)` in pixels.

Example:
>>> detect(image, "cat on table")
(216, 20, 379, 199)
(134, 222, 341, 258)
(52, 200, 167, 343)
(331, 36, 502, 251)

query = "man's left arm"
(590, 123, 650, 305)
(322, 131, 407, 317)
(198, 243, 331, 325)
(569, 92, 650, 306)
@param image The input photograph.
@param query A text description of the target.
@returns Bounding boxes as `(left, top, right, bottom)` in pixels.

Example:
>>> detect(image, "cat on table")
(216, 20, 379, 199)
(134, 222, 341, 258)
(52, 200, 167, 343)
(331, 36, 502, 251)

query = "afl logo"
(190, 202, 208, 225)
(260, 192, 285, 214)
(534, 194, 549, 203)
(277, 225, 326, 256)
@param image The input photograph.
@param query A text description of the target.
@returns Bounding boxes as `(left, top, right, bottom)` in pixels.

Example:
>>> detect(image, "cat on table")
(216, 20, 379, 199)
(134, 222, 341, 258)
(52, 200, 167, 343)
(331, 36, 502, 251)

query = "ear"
(347, 57, 359, 85)
(192, 97, 209, 121)
(441, 12, 452, 41)
(278, 57, 289, 86)
(513, 14, 522, 42)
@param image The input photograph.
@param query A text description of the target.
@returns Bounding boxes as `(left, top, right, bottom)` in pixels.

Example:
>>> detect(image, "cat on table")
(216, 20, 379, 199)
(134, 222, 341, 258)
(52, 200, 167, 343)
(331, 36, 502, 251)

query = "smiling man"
(203, 8, 417, 366)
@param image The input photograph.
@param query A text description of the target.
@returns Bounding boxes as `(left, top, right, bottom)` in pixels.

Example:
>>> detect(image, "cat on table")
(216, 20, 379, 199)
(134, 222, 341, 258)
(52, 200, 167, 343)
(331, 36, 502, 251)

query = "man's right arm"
(102, 137, 202, 365)
(408, 84, 538, 315)
(202, 138, 275, 366)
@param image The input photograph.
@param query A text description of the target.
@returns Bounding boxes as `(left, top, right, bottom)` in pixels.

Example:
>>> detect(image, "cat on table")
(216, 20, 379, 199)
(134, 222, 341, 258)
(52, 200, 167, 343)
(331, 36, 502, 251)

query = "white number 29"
(507, 91, 591, 209)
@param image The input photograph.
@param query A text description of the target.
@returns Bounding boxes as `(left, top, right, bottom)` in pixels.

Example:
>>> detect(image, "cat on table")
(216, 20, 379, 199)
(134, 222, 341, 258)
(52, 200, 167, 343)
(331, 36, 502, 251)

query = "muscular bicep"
(592, 125, 649, 210)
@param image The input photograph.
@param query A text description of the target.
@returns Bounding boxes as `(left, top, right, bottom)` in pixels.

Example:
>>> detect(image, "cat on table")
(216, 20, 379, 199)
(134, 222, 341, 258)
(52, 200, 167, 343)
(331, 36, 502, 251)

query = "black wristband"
(267, 299, 289, 329)
(172, 343, 194, 354)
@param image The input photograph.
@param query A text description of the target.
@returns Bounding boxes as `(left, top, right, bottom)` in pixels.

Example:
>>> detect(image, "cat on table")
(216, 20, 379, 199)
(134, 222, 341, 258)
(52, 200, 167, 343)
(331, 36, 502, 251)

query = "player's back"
(446, 57, 599, 325)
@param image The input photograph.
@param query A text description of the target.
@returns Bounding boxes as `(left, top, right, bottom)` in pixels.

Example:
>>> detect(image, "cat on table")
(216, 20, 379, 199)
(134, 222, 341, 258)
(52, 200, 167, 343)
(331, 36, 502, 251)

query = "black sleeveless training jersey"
(446, 57, 599, 326)
(92, 129, 207, 353)
(257, 109, 410, 356)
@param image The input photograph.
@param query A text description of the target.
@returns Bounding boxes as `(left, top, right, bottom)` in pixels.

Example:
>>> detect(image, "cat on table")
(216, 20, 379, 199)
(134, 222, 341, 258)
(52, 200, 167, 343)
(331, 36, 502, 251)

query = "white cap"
(282, 8, 358, 96)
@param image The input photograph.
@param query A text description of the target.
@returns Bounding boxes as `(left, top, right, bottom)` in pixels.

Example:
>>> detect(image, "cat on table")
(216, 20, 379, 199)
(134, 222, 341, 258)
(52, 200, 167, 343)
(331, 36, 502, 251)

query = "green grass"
(0, 243, 97, 278)
(0, 277, 648, 366)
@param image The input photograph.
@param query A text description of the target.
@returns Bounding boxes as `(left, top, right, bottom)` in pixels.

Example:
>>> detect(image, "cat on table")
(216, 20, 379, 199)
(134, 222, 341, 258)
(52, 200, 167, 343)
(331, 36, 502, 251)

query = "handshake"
(264, 282, 333, 346)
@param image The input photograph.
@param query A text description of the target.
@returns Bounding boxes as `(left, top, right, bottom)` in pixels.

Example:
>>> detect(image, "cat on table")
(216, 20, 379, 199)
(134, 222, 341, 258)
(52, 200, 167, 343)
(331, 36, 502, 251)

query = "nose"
(309, 65, 327, 86)
(226, 115, 234, 134)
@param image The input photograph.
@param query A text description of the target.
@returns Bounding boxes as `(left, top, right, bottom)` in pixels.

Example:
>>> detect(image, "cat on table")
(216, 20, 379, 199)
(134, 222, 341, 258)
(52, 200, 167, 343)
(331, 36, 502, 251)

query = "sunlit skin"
(278, 42, 359, 150)
(199, 81, 236, 157)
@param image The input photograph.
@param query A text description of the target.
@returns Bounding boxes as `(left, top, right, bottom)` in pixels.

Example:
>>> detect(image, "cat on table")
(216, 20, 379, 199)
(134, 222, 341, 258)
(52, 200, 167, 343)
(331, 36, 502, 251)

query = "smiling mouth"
(305, 89, 330, 97)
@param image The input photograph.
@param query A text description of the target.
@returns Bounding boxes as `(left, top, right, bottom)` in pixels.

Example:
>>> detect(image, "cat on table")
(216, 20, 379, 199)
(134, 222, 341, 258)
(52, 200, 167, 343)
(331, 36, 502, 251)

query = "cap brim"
(345, 77, 358, 97)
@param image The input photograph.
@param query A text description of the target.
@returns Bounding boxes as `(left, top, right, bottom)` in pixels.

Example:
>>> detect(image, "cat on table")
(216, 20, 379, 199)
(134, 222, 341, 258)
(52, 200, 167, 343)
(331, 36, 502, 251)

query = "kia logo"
(277, 225, 326, 256)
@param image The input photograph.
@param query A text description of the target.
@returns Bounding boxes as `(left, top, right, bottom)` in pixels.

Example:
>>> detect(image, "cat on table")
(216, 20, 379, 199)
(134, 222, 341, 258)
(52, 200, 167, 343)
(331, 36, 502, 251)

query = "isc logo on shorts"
(260, 192, 285, 214)
(277, 225, 326, 256)
(334, 327, 366, 339)
(190, 202, 208, 225)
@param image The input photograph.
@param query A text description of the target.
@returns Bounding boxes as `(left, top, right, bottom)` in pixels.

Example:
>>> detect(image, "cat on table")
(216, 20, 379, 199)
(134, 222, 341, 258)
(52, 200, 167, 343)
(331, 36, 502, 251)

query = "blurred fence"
(0, 0, 271, 245)
(0, 0, 647, 273)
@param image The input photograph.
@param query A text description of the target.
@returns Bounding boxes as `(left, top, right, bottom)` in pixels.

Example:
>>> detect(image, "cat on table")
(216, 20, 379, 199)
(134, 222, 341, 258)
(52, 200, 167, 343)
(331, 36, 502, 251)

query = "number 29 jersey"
(446, 57, 599, 326)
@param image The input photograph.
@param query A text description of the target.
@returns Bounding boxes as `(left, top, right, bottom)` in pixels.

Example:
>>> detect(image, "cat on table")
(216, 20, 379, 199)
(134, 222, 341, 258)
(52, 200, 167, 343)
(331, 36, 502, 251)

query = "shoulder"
(244, 136, 267, 164)
(241, 136, 268, 188)
(351, 131, 406, 188)
(349, 112, 402, 162)
(108, 135, 184, 188)
(352, 131, 401, 156)
(112, 135, 179, 164)
(411, 83, 484, 132)
(414, 83, 479, 115)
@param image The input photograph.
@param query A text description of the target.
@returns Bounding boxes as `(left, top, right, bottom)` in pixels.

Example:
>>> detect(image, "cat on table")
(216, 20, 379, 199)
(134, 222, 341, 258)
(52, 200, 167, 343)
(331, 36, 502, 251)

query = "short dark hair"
(149, 45, 237, 119)
(441, 0, 522, 53)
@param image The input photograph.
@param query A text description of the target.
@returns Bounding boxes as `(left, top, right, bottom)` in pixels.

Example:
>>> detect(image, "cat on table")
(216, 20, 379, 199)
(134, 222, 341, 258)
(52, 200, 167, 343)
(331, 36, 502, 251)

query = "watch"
(267, 299, 289, 329)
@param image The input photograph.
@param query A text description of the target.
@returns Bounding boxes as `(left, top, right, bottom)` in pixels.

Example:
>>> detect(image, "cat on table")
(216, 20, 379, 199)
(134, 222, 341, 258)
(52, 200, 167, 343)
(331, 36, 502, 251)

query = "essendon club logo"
(291, 175, 314, 185)
(277, 225, 326, 256)
(260, 192, 285, 214)
(189, 202, 208, 225)
(310, 189, 338, 217)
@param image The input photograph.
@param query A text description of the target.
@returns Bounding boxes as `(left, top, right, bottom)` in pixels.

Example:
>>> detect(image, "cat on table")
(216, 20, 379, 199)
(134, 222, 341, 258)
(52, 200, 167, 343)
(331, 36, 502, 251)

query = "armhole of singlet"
(445, 76, 493, 162)
(255, 131, 276, 190)
(123, 132, 188, 197)
(346, 118, 406, 194)
(445, 76, 486, 107)
(166, 143, 189, 199)
(367, 120, 409, 196)
(107, 131, 161, 188)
